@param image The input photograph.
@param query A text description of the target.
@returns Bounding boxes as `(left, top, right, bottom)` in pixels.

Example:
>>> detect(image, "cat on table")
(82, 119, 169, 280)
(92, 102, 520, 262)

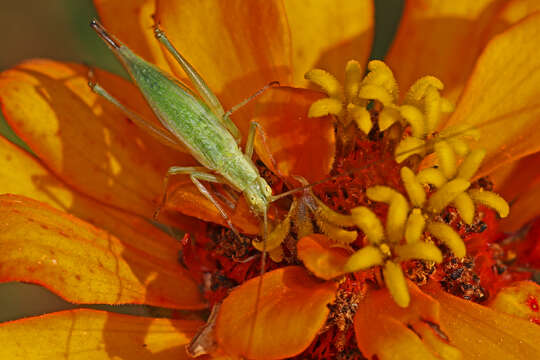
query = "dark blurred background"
(0, 0, 403, 322)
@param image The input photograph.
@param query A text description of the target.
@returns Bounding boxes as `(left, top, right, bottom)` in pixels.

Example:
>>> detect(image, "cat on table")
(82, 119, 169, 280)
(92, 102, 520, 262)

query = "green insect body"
(91, 20, 272, 222)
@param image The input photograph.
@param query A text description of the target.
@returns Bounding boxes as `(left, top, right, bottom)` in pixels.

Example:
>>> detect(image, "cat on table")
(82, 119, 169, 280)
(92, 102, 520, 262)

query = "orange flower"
(1, 1, 540, 359)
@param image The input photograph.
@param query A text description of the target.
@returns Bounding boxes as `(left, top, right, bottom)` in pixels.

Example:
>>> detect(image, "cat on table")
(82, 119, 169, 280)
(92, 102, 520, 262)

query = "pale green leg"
(153, 166, 239, 236)
(244, 121, 260, 159)
(88, 74, 184, 151)
(153, 26, 242, 143)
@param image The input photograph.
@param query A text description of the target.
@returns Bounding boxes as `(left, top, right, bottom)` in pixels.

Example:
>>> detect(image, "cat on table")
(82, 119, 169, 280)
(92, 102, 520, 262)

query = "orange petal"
(165, 182, 260, 235)
(0, 194, 204, 309)
(0, 135, 197, 265)
(386, 0, 507, 102)
(484, 0, 540, 40)
(427, 282, 540, 359)
(253, 86, 335, 182)
(297, 234, 349, 280)
(0, 309, 202, 359)
(93, 0, 172, 72)
(354, 281, 443, 359)
(155, 0, 292, 138)
(216, 266, 337, 359)
(490, 151, 540, 231)
(0, 59, 197, 220)
(444, 13, 540, 177)
(283, 0, 374, 86)
(489, 281, 540, 324)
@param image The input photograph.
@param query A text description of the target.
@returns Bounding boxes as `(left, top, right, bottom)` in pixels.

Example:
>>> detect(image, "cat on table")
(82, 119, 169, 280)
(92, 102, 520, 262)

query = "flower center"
(181, 60, 516, 359)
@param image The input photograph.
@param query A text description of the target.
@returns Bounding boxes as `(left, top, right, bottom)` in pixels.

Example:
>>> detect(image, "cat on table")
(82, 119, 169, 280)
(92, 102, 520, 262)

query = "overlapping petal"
(386, 0, 507, 101)
(297, 234, 349, 280)
(94, 0, 172, 72)
(354, 281, 446, 359)
(0, 309, 202, 359)
(155, 0, 292, 139)
(443, 13, 540, 177)
(427, 282, 540, 359)
(283, 0, 374, 86)
(0, 59, 195, 219)
(253, 86, 335, 183)
(0, 194, 204, 309)
(216, 266, 337, 359)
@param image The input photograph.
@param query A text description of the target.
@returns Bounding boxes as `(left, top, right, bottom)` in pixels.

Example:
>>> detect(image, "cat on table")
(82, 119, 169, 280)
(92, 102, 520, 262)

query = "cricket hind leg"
(153, 165, 241, 237)
(87, 69, 186, 152)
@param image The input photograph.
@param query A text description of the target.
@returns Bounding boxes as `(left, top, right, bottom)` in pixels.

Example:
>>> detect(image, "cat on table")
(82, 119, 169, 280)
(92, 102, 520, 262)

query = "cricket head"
(244, 177, 273, 218)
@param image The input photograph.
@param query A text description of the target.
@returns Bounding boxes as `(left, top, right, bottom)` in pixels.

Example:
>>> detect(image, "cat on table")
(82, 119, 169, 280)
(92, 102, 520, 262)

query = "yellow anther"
(345, 60, 363, 100)
(308, 97, 343, 118)
(366, 185, 397, 202)
(383, 261, 410, 308)
(405, 209, 426, 243)
(469, 189, 509, 218)
(395, 242, 443, 263)
(363, 60, 398, 98)
(395, 137, 426, 163)
(358, 84, 393, 106)
(453, 192, 475, 225)
(424, 86, 442, 133)
(400, 105, 425, 138)
(344, 245, 384, 272)
(253, 216, 290, 252)
(314, 197, 356, 227)
(457, 149, 486, 180)
(405, 76, 444, 105)
(349, 104, 372, 134)
(316, 217, 358, 244)
(379, 243, 392, 257)
(401, 167, 426, 207)
(417, 168, 447, 188)
(428, 178, 470, 214)
(305, 68, 344, 100)
(434, 140, 457, 179)
(269, 247, 284, 262)
(387, 192, 410, 243)
(378, 106, 401, 131)
(447, 138, 470, 157)
(427, 222, 466, 258)
(351, 206, 385, 244)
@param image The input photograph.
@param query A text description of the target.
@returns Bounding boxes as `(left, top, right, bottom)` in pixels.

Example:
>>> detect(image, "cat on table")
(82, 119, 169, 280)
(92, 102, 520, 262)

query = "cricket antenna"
(90, 19, 121, 49)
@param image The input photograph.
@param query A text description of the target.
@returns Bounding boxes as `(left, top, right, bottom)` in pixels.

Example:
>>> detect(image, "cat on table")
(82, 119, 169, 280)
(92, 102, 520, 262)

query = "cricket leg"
(88, 70, 186, 152)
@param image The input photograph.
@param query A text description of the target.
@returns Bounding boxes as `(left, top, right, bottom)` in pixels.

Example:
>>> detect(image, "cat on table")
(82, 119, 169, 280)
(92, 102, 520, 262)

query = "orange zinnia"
(1, 1, 540, 359)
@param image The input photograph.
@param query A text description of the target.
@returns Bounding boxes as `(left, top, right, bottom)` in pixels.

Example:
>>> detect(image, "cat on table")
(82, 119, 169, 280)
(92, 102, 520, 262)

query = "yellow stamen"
(314, 197, 356, 227)
(400, 105, 425, 138)
(351, 206, 385, 244)
(308, 97, 343, 117)
(427, 179, 470, 214)
(349, 104, 372, 134)
(417, 168, 447, 188)
(316, 217, 358, 244)
(253, 216, 290, 252)
(395, 242, 442, 263)
(453, 192, 475, 225)
(395, 136, 426, 163)
(378, 106, 401, 131)
(401, 167, 426, 207)
(469, 189, 509, 218)
(358, 84, 393, 106)
(386, 192, 410, 243)
(383, 261, 410, 308)
(362, 60, 398, 98)
(344, 245, 384, 272)
(434, 140, 457, 179)
(427, 222, 466, 258)
(304, 68, 344, 100)
(457, 149, 486, 180)
(404, 209, 426, 244)
(344, 60, 362, 100)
